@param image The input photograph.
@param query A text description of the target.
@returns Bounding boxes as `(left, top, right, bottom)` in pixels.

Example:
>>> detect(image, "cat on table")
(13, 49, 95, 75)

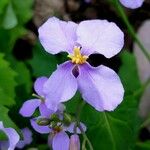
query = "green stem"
(82, 138, 87, 150)
(139, 77, 150, 128)
(78, 124, 94, 150)
(75, 100, 94, 150)
(133, 77, 150, 98)
(32, 93, 45, 102)
(143, 77, 150, 89)
(75, 100, 86, 122)
(113, 0, 150, 62)
(140, 115, 150, 128)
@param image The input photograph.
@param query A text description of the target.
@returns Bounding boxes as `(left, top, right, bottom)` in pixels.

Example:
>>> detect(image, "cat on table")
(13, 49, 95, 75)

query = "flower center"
(68, 46, 88, 64)
(53, 126, 62, 134)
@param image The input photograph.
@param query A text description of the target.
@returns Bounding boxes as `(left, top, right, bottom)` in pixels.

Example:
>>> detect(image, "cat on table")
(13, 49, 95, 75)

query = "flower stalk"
(75, 100, 94, 150)
(113, 0, 150, 63)
(78, 124, 94, 150)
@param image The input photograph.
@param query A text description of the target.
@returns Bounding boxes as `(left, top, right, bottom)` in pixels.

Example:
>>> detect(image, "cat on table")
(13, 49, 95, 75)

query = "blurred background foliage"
(0, 0, 150, 149)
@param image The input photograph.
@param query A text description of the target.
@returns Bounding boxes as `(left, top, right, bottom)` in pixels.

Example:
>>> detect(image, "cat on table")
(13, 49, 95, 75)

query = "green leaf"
(0, 0, 33, 28)
(14, 62, 32, 94)
(135, 141, 150, 150)
(2, 2, 18, 29)
(88, 112, 132, 150)
(0, 105, 21, 140)
(0, 0, 9, 15)
(9, 26, 27, 51)
(0, 26, 27, 53)
(65, 92, 81, 114)
(8, 56, 32, 94)
(12, 0, 33, 24)
(37, 144, 50, 150)
(29, 42, 57, 77)
(119, 51, 141, 95)
(0, 28, 11, 52)
(66, 92, 140, 149)
(80, 95, 140, 150)
(0, 53, 17, 106)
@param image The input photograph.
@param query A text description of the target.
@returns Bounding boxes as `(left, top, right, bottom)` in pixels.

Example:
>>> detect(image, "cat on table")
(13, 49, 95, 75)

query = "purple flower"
(39, 17, 124, 112)
(69, 134, 80, 150)
(48, 122, 86, 150)
(66, 122, 86, 134)
(31, 118, 86, 150)
(30, 103, 65, 134)
(19, 76, 52, 117)
(16, 128, 32, 149)
(30, 104, 86, 150)
(119, 0, 144, 9)
(0, 121, 20, 150)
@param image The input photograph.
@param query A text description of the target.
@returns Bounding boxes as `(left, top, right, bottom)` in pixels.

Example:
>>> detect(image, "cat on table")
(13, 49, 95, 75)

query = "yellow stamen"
(68, 46, 88, 64)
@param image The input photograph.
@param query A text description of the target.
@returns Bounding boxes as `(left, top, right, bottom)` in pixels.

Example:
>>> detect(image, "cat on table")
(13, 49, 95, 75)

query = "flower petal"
(0, 141, 9, 150)
(52, 131, 69, 150)
(0, 121, 20, 150)
(44, 62, 78, 111)
(57, 103, 66, 113)
(19, 99, 41, 117)
(48, 133, 55, 148)
(38, 17, 77, 54)
(34, 76, 48, 96)
(119, 0, 144, 9)
(30, 118, 51, 134)
(77, 63, 124, 111)
(69, 134, 80, 150)
(77, 20, 124, 58)
(66, 122, 86, 134)
(16, 128, 32, 149)
(39, 103, 53, 118)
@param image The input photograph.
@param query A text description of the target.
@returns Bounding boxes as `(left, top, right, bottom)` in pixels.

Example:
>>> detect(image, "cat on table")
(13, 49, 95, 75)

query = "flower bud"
(49, 121, 57, 128)
(36, 118, 50, 126)
(50, 114, 60, 122)
(69, 134, 80, 150)
(63, 113, 72, 125)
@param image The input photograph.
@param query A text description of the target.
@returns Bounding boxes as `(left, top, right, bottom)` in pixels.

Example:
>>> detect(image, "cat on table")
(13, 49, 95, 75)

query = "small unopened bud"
(69, 134, 80, 150)
(50, 114, 60, 122)
(63, 113, 72, 125)
(49, 121, 57, 128)
(36, 118, 50, 126)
